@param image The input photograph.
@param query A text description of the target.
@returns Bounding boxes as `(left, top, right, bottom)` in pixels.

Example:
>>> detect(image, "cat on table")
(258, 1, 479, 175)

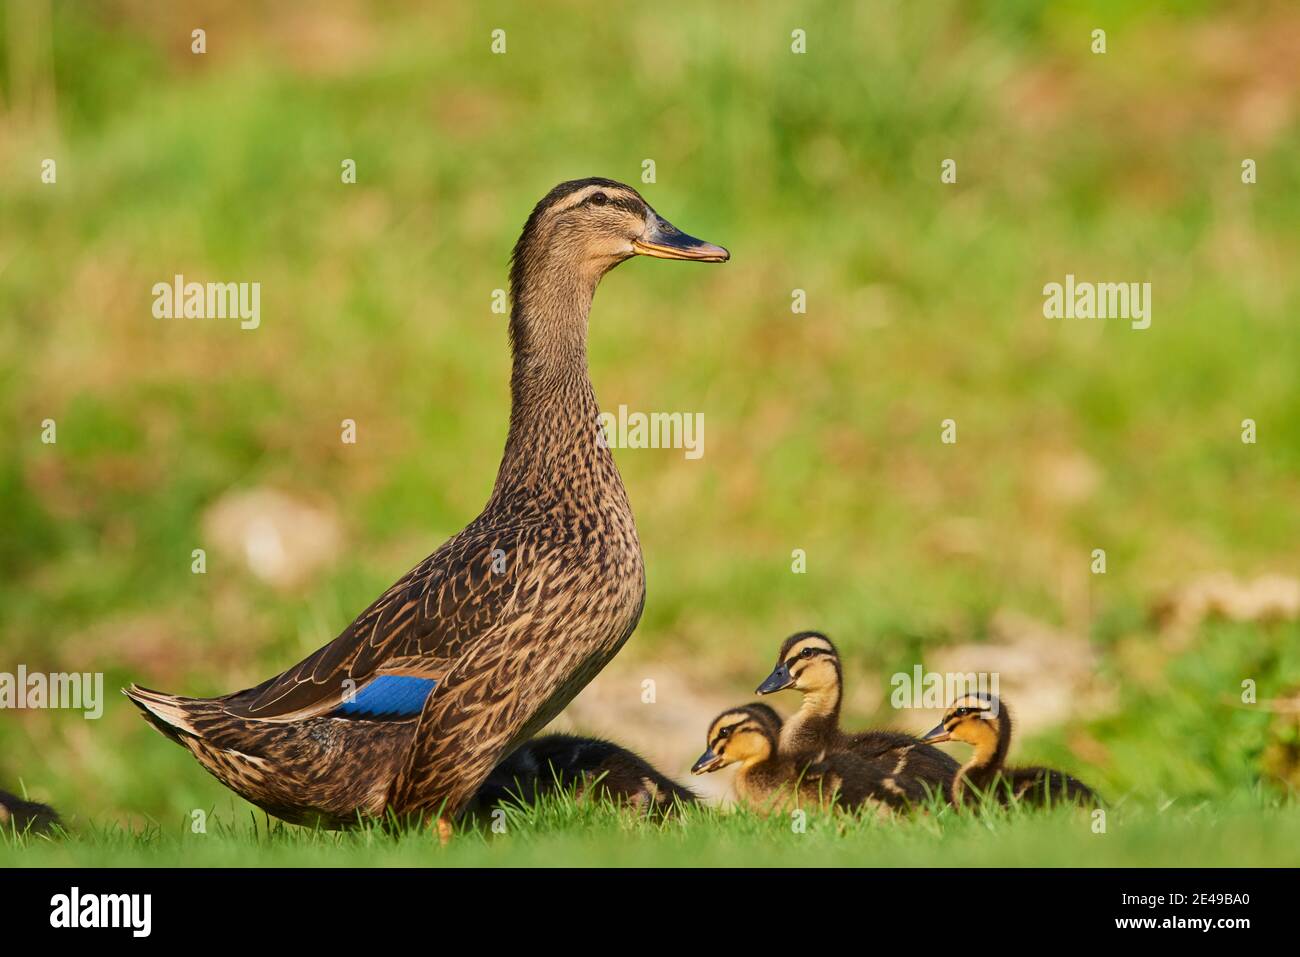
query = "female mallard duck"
(691, 704, 910, 813)
(755, 630, 958, 801)
(467, 734, 695, 817)
(125, 179, 728, 836)
(921, 694, 1098, 808)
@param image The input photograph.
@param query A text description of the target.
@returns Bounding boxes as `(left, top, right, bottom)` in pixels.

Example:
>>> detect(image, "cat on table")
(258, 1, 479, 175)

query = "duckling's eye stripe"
(712, 720, 746, 745)
(787, 648, 830, 666)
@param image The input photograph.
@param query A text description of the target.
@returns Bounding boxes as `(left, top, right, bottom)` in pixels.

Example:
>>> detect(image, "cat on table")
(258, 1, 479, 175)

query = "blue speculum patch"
(333, 676, 437, 718)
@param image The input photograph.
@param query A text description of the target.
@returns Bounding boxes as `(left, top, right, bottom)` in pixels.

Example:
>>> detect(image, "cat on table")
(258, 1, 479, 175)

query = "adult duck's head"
(509, 178, 729, 305)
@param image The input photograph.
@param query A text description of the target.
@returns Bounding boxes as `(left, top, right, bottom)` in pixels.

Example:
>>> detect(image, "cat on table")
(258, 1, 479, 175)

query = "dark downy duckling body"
(691, 704, 909, 814)
(922, 694, 1098, 808)
(756, 631, 958, 802)
(124, 180, 728, 834)
(468, 734, 695, 816)
(0, 789, 61, 835)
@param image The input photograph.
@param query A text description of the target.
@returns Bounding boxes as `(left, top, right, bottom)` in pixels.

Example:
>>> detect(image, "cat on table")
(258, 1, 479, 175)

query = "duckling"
(125, 179, 728, 836)
(921, 694, 1098, 807)
(691, 704, 907, 814)
(0, 788, 61, 835)
(756, 630, 958, 801)
(468, 734, 695, 817)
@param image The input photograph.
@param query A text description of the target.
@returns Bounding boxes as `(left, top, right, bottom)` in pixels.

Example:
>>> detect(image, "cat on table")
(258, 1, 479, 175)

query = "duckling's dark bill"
(755, 664, 793, 694)
(921, 723, 951, 743)
(691, 749, 725, 774)
(633, 216, 729, 262)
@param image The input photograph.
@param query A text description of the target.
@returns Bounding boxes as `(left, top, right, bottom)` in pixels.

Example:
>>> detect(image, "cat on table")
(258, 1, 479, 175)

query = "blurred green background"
(2, 0, 1299, 861)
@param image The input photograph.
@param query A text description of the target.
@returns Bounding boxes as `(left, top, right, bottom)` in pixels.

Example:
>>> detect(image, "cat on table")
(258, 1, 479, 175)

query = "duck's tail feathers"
(122, 684, 205, 743)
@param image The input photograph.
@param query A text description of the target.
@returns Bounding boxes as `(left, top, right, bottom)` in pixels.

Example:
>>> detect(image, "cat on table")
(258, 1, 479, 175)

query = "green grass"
(2, 1, 1299, 865)
(6, 790, 1297, 868)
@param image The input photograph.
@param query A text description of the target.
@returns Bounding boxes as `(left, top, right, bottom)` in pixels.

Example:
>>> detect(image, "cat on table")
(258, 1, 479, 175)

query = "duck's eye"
(590, 192, 608, 206)
(800, 648, 814, 658)
(718, 727, 730, 738)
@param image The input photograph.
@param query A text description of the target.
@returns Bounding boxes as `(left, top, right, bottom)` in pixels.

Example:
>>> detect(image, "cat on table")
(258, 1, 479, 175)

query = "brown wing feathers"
(224, 526, 522, 721)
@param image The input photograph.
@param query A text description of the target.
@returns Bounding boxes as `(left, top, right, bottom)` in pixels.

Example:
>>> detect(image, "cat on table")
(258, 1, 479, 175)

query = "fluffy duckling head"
(921, 693, 1004, 748)
(755, 630, 841, 697)
(691, 704, 782, 775)
(511, 178, 728, 298)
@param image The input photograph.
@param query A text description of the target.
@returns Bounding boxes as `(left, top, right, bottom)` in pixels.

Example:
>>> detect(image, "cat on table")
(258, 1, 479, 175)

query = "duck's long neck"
(492, 264, 609, 499)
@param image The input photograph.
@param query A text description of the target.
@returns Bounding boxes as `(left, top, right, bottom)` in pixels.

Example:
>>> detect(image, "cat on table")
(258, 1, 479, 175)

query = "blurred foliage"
(1, 0, 1298, 859)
